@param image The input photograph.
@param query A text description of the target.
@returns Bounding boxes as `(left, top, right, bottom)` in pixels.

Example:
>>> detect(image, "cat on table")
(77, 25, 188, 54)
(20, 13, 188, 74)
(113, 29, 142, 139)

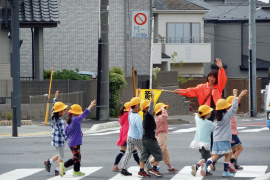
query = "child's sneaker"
(148, 168, 163, 177)
(55, 170, 59, 176)
(73, 171, 85, 176)
(235, 165, 244, 170)
(138, 171, 151, 178)
(112, 164, 121, 172)
(168, 167, 179, 173)
(44, 159, 51, 172)
(121, 169, 132, 176)
(191, 164, 197, 176)
(59, 162, 66, 177)
(222, 171, 235, 177)
(206, 170, 212, 176)
(229, 162, 237, 173)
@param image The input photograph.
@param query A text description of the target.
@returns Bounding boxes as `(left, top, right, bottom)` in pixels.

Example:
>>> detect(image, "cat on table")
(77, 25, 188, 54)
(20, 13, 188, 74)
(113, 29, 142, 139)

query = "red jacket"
(178, 68, 227, 106)
(116, 112, 129, 146)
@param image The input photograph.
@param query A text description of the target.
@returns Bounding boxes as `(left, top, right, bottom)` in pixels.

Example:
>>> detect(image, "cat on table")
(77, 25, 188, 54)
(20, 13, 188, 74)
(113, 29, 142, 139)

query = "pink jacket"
(155, 109, 169, 136)
(231, 116, 239, 135)
(116, 112, 129, 146)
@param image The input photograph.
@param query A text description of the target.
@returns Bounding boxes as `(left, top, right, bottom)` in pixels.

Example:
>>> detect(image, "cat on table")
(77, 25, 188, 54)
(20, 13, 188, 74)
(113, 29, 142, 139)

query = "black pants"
(64, 145, 81, 172)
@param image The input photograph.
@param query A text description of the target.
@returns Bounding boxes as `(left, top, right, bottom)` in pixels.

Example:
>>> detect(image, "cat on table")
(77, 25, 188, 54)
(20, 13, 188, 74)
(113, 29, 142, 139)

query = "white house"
(153, 0, 211, 76)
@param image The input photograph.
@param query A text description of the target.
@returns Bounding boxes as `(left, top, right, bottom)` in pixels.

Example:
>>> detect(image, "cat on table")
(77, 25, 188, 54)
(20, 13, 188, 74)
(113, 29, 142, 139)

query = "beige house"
(153, 0, 211, 76)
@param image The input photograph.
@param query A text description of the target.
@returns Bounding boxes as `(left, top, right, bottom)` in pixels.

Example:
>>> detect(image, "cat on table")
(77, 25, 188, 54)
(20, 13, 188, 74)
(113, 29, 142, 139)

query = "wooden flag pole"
(162, 89, 186, 93)
(132, 67, 136, 97)
(44, 67, 54, 125)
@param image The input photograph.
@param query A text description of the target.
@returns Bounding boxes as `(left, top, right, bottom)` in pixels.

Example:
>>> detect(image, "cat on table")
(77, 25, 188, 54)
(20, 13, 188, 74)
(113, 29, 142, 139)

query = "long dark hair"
(215, 109, 227, 121)
(67, 113, 72, 125)
(207, 69, 218, 85)
(52, 112, 60, 123)
(118, 106, 125, 117)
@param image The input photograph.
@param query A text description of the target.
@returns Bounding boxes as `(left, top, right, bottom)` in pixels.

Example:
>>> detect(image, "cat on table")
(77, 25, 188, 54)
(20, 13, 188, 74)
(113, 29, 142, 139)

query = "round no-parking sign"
(131, 10, 149, 38)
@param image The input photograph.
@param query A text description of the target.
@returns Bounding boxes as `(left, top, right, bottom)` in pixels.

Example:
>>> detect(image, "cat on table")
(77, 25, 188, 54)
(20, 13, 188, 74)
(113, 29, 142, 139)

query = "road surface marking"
(0, 168, 43, 180)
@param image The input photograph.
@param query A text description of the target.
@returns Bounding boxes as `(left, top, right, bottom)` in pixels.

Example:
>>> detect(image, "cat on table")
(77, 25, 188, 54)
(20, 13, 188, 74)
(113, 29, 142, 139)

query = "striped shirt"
(51, 98, 67, 147)
(65, 109, 90, 147)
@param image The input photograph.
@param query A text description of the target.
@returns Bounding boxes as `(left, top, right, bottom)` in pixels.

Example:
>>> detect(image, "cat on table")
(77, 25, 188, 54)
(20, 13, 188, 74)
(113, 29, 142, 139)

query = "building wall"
(0, 29, 11, 79)
(204, 22, 270, 80)
(157, 13, 205, 38)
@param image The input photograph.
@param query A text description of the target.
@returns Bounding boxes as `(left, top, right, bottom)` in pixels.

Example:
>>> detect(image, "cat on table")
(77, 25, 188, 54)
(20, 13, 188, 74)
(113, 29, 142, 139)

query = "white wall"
(157, 13, 205, 38)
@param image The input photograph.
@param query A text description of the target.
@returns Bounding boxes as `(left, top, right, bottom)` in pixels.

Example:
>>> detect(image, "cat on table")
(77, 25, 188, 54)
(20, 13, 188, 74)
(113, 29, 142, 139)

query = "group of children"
(43, 88, 247, 178)
(190, 89, 247, 177)
(112, 89, 178, 178)
(44, 90, 96, 177)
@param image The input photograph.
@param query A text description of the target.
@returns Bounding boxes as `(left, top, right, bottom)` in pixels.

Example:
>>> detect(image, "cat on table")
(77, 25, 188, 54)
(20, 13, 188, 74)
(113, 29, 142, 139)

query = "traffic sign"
(131, 10, 149, 38)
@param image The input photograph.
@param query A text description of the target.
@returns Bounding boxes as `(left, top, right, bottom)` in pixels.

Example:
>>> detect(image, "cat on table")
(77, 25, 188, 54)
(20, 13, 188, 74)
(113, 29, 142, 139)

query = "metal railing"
(154, 37, 209, 43)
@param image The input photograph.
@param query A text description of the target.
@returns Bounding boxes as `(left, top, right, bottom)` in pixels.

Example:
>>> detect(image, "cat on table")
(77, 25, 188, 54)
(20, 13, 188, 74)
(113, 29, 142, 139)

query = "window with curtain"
(167, 22, 200, 43)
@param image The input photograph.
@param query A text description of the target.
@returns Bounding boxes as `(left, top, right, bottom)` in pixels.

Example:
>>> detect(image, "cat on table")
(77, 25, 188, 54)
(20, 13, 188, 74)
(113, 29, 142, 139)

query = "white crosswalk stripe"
(234, 166, 268, 177)
(0, 168, 43, 180)
(0, 166, 269, 179)
(239, 127, 269, 133)
(47, 167, 102, 180)
(171, 127, 196, 133)
(109, 166, 141, 180)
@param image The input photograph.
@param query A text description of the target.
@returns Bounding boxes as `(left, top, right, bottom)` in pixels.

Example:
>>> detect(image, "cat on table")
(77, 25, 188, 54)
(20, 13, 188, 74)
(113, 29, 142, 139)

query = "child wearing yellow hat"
(149, 103, 178, 173)
(203, 89, 247, 177)
(112, 102, 140, 172)
(59, 100, 96, 177)
(190, 105, 213, 177)
(44, 90, 68, 176)
(226, 91, 247, 171)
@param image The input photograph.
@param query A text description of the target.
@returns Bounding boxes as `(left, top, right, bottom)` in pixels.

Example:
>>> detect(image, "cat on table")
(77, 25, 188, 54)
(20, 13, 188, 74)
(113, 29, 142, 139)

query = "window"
(167, 23, 200, 43)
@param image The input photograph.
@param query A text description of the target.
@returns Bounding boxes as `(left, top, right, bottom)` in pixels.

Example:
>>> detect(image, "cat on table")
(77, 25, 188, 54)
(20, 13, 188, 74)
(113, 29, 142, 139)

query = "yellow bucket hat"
(124, 102, 131, 112)
(226, 96, 234, 104)
(198, 105, 213, 117)
(216, 99, 231, 110)
(141, 100, 150, 110)
(129, 97, 141, 106)
(53, 102, 68, 113)
(154, 103, 169, 115)
(68, 104, 83, 115)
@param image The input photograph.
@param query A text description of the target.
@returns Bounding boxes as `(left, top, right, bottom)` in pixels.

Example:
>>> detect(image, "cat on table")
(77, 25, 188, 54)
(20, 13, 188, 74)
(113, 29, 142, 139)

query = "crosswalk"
(0, 166, 268, 180)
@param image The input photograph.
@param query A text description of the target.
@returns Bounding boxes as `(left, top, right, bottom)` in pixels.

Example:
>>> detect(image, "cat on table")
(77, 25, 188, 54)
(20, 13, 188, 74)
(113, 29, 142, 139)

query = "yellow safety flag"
(137, 89, 162, 120)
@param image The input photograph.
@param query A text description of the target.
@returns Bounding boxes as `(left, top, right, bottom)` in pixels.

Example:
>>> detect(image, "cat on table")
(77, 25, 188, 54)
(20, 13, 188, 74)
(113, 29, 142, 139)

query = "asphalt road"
(0, 117, 269, 180)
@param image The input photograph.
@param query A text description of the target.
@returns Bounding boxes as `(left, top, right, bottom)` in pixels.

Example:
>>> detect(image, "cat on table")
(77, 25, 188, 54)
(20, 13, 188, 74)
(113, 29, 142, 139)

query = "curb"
(0, 120, 32, 126)
(84, 121, 120, 134)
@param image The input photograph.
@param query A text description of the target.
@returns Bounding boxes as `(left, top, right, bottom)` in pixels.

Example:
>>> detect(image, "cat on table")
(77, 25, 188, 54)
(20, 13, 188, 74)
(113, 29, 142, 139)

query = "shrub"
(44, 69, 92, 80)
(109, 67, 127, 117)
(6, 111, 12, 120)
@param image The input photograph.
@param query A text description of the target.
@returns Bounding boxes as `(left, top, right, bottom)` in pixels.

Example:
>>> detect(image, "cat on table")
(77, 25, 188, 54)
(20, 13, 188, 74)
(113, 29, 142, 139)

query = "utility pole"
(10, 0, 21, 127)
(97, 0, 109, 121)
(249, 0, 257, 117)
(149, 0, 154, 89)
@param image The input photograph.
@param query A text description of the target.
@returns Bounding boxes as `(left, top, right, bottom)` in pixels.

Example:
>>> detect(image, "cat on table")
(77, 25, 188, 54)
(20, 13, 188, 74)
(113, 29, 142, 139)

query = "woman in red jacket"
(112, 102, 140, 171)
(174, 58, 227, 122)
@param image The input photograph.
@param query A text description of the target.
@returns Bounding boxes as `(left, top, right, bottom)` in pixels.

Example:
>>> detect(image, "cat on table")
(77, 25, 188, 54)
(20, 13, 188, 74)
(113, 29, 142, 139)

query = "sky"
(260, 0, 269, 3)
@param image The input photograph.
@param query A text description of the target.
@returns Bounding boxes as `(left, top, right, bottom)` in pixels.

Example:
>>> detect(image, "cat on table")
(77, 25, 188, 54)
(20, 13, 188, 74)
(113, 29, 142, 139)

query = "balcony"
(153, 37, 211, 65)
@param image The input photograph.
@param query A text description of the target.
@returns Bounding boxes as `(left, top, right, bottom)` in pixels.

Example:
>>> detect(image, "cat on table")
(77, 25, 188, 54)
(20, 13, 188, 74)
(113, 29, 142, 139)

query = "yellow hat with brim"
(198, 105, 213, 117)
(129, 97, 141, 106)
(68, 104, 83, 115)
(53, 102, 68, 113)
(141, 100, 150, 110)
(226, 96, 234, 104)
(124, 102, 131, 112)
(216, 99, 232, 110)
(154, 103, 169, 115)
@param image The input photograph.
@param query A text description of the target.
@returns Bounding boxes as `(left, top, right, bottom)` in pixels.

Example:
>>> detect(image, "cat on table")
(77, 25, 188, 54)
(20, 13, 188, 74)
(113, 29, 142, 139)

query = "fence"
(29, 91, 84, 122)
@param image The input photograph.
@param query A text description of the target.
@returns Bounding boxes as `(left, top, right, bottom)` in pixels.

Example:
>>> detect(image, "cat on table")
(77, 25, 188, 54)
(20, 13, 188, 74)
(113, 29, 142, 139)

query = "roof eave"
(153, 9, 209, 14)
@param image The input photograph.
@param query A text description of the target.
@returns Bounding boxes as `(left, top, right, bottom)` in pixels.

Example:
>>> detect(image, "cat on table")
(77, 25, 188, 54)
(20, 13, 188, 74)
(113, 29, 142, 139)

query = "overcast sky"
(260, 0, 269, 3)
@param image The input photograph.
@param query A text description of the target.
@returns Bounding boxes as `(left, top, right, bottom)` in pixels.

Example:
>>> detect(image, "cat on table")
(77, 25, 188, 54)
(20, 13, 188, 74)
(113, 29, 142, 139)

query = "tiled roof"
(155, 0, 208, 11)
(186, 0, 270, 21)
(19, 0, 59, 22)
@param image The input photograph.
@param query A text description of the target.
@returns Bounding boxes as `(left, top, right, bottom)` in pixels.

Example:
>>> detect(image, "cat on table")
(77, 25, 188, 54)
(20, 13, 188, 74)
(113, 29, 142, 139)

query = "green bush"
(44, 69, 92, 80)
(109, 67, 127, 117)
(6, 111, 12, 120)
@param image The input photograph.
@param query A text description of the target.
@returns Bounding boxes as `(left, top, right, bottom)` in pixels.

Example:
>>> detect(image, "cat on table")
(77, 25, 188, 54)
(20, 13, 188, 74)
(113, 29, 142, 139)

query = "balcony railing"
(154, 37, 209, 44)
